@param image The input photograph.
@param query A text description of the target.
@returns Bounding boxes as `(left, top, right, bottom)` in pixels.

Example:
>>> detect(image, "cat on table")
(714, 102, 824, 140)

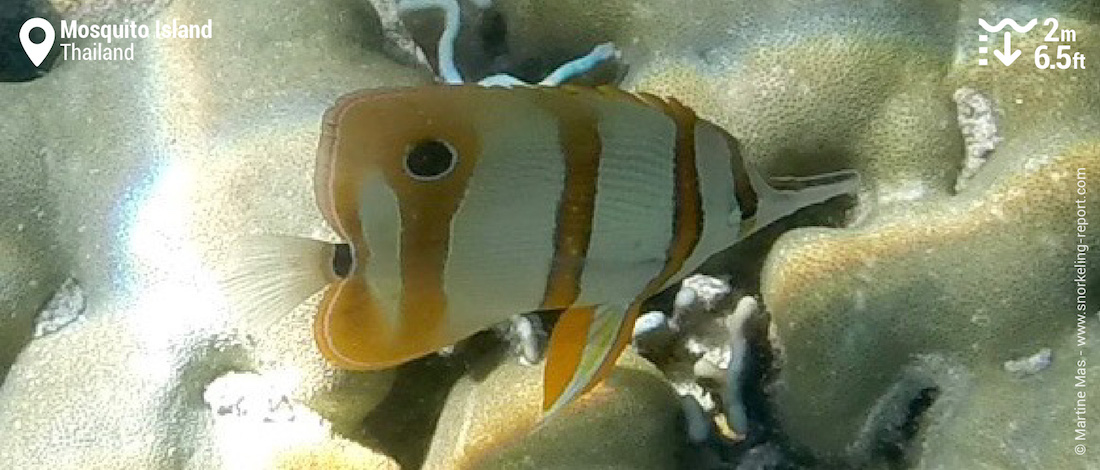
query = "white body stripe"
(444, 102, 566, 337)
(358, 172, 404, 328)
(575, 101, 677, 305)
(668, 121, 742, 286)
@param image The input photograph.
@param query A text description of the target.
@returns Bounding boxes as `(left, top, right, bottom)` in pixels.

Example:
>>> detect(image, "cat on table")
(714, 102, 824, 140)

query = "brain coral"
(454, 0, 1100, 466)
(1, 0, 1097, 468)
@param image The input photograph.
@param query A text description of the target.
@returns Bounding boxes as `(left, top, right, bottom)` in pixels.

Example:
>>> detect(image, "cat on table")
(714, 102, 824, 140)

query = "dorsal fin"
(508, 84, 699, 128)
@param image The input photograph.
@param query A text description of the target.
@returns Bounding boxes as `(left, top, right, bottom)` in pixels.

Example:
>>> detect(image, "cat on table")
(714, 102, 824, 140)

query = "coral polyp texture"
(1, 0, 1097, 469)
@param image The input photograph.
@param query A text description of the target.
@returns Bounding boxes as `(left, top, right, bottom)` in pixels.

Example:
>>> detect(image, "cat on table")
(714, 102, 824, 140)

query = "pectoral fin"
(542, 302, 638, 417)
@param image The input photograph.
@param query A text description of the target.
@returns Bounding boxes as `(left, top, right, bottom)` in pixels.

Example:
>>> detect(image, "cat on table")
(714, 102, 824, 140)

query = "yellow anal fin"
(542, 305, 595, 411)
(581, 304, 642, 397)
(542, 303, 636, 417)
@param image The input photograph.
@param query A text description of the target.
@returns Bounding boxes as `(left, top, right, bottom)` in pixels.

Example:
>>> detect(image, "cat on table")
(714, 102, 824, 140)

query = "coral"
(632, 310, 675, 354)
(630, 280, 753, 468)
(672, 277, 743, 426)
(0, 125, 67, 386)
(272, 440, 400, 470)
(0, 0, 427, 466)
(723, 296, 757, 435)
(397, 0, 618, 85)
(623, 4, 964, 202)
(203, 372, 304, 424)
(32, 277, 87, 338)
(952, 87, 1002, 191)
(197, 372, 401, 470)
(47, 0, 172, 24)
(1002, 348, 1053, 378)
(2, 0, 1097, 468)
(492, 313, 547, 366)
(633, 275, 759, 448)
(758, 4, 1100, 462)
(423, 0, 1100, 466)
(421, 349, 683, 470)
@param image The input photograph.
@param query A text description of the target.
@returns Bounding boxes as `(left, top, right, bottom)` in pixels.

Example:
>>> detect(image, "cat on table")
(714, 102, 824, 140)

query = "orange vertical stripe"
(537, 91, 602, 310)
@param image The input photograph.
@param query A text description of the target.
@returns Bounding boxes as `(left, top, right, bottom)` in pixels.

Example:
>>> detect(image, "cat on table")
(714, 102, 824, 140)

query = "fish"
(226, 84, 858, 418)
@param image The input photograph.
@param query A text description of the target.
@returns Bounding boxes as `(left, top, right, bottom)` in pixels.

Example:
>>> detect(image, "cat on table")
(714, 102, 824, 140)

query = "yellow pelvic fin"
(542, 303, 636, 417)
(543, 305, 595, 411)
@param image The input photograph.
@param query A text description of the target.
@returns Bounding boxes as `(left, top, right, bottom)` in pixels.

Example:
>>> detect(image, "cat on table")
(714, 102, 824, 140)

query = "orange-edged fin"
(313, 277, 446, 371)
(542, 303, 635, 418)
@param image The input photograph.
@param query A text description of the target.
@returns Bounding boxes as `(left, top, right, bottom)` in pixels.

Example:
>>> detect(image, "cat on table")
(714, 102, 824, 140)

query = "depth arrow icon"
(993, 32, 1021, 66)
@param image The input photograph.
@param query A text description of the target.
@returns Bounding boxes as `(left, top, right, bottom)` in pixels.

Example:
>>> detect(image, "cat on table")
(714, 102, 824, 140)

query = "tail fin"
(221, 235, 338, 332)
(746, 169, 860, 235)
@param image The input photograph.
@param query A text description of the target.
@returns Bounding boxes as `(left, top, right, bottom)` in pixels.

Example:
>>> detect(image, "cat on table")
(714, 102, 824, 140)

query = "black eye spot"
(332, 243, 353, 278)
(404, 139, 457, 181)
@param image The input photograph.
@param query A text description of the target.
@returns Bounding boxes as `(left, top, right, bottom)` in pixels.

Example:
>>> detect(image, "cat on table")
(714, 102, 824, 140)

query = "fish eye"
(404, 139, 457, 181)
(332, 243, 353, 278)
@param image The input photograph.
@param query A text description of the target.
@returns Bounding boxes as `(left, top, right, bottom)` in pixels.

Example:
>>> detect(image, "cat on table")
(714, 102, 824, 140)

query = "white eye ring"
(403, 139, 458, 181)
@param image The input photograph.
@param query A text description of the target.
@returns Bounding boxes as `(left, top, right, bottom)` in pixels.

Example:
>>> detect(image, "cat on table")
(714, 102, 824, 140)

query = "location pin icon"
(20, 18, 55, 67)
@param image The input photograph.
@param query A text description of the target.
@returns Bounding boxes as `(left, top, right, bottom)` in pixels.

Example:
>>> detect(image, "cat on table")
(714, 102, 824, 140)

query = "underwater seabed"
(1, 0, 1098, 468)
